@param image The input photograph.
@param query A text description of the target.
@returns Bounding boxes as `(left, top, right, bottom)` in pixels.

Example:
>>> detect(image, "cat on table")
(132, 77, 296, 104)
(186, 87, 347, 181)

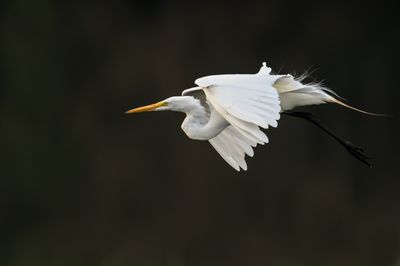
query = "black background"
(1, 0, 399, 265)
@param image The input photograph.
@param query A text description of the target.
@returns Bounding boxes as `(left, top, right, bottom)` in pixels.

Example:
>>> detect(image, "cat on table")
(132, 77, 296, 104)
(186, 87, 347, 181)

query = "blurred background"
(1, 0, 399, 265)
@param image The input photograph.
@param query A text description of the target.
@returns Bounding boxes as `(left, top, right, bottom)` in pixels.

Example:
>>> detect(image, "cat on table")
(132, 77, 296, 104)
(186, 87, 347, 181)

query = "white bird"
(126, 63, 380, 171)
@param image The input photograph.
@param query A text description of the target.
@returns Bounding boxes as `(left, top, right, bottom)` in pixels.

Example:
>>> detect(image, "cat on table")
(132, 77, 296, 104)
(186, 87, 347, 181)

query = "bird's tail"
(275, 72, 387, 116)
(327, 95, 387, 116)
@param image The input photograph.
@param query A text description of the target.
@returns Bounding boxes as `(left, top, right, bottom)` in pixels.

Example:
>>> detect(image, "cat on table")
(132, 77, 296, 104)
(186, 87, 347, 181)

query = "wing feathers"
(202, 81, 280, 145)
(209, 139, 240, 171)
(224, 126, 255, 157)
(209, 126, 256, 171)
(194, 64, 282, 171)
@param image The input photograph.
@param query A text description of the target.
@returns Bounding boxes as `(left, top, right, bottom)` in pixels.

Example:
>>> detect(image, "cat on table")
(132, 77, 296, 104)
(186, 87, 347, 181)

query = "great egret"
(126, 63, 380, 171)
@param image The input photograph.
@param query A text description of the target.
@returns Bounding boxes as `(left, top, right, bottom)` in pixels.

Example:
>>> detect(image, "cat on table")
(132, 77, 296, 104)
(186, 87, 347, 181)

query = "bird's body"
(127, 63, 379, 171)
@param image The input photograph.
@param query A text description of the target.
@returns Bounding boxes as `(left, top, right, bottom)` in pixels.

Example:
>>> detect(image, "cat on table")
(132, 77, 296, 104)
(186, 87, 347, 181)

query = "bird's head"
(125, 96, 200, 114)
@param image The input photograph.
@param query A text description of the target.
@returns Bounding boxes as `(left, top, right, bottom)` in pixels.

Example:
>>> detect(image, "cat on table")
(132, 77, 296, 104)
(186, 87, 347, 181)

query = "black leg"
(281, 111, 371, 167)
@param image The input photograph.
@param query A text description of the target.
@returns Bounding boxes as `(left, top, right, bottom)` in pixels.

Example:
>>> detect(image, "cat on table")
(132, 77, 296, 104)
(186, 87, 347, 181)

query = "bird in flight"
(126, 63, 381, 171)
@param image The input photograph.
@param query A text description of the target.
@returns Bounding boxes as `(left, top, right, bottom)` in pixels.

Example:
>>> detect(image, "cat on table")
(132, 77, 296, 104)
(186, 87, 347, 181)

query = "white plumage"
(126, 62, 377, 171)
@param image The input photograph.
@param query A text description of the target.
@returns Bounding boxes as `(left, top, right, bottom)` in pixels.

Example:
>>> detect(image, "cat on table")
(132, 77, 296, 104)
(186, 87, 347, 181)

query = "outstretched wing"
(192, 64, 282, 170)
(209, 126, 255, 171)
(195, 65, 282, 145)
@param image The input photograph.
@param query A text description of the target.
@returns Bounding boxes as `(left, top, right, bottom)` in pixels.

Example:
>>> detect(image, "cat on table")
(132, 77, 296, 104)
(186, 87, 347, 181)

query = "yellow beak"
(125, 101, 167, 114)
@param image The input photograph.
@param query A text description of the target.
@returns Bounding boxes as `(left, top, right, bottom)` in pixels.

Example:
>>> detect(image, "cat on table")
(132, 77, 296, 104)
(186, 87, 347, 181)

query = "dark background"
(1, 0, 399, 265)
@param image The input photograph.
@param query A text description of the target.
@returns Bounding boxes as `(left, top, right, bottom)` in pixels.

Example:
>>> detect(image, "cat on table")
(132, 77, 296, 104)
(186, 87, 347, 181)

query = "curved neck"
(166, 96, 229, 140)
(181, 105, 229, 141)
